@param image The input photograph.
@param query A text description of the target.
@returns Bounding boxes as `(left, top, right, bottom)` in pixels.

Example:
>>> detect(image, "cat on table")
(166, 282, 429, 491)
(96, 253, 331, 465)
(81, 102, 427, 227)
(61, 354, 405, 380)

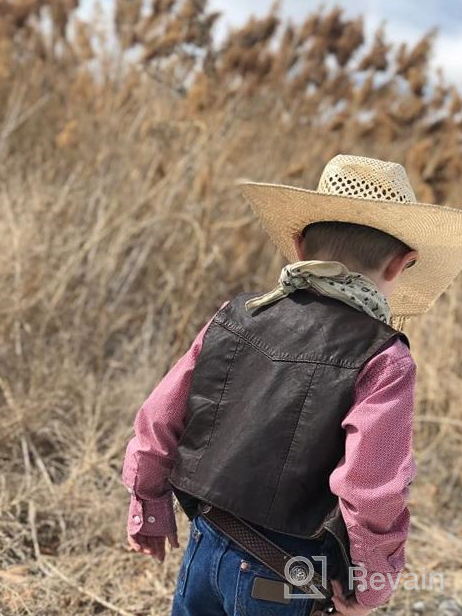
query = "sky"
(79, 0, 462, 85)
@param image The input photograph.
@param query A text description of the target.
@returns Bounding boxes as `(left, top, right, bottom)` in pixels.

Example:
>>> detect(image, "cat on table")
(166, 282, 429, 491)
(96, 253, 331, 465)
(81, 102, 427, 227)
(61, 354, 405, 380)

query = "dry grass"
(0, 1, 461, 615)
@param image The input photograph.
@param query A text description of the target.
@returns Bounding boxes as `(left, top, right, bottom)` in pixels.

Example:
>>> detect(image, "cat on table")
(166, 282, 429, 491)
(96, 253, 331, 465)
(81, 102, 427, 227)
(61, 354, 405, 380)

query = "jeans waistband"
(194, 510, 326, 564)
(194, 513, 231, 548)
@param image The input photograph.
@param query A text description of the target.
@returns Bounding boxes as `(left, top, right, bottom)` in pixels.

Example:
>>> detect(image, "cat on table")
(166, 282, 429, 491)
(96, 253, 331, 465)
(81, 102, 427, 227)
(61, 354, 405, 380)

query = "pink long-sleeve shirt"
(122, 296, 417, 608)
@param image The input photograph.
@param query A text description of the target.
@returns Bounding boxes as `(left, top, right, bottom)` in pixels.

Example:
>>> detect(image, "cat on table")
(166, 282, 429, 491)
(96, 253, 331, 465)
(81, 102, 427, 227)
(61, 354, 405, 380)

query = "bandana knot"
(245, 260, 392, 325)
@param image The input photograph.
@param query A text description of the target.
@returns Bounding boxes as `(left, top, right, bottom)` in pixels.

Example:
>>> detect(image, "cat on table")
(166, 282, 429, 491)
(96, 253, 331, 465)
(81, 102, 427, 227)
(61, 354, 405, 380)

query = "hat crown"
(317, 154, 417, 203)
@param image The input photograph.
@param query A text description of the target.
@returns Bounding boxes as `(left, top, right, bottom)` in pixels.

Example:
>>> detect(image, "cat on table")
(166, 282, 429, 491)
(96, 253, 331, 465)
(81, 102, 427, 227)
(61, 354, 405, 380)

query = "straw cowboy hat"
(238, 154, 462, 317)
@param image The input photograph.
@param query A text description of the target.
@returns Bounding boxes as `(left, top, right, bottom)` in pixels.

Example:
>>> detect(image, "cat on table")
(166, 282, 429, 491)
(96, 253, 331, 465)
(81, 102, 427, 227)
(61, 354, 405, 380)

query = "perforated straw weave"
(238, 154, 462, 318)
(317, 155, 416, 203)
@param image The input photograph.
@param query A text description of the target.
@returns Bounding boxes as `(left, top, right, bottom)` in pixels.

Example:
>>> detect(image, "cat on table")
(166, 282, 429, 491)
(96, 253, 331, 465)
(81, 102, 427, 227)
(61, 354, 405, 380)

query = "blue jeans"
(171, 514, 327, 616)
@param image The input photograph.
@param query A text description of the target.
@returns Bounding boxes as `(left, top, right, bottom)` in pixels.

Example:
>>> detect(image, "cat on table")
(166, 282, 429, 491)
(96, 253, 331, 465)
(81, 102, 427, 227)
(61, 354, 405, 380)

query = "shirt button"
(133, 515, 141, 523)
(240, 561, 250, 570)
(147, 515, 156, 524)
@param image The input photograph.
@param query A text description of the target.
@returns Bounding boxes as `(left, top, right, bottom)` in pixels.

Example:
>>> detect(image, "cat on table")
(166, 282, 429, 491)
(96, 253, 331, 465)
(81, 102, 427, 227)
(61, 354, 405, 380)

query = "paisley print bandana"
(244, 260, 392, 325)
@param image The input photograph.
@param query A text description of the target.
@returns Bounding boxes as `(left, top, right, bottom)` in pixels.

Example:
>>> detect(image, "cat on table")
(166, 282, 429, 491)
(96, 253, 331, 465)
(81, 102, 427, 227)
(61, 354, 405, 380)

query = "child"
(122, 155, 462, 616)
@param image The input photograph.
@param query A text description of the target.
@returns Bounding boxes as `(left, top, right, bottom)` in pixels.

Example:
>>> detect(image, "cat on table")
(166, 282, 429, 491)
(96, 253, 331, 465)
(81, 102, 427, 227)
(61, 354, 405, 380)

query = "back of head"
(301, 221, 412, 274)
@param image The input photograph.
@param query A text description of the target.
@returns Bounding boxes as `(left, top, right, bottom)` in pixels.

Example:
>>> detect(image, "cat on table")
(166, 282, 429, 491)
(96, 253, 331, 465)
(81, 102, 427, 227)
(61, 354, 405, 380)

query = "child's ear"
(384, 249, 419, 281)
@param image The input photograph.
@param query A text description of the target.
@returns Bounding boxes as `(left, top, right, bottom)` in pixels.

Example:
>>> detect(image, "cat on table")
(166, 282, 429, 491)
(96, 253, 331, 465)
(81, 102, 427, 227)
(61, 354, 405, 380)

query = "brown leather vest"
(169, 289, 410, 544)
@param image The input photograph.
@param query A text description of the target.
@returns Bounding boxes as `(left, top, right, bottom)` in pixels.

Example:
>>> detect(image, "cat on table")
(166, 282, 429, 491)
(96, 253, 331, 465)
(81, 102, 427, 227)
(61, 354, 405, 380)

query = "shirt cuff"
(353, 567, 401, 608)
(346, 516, 408, 573)
(127, 491, 177, 537)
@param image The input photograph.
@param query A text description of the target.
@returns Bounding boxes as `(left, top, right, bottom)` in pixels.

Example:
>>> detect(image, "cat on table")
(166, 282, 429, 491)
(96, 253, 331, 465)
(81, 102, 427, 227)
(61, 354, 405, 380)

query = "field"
(0, 1, 461, 615)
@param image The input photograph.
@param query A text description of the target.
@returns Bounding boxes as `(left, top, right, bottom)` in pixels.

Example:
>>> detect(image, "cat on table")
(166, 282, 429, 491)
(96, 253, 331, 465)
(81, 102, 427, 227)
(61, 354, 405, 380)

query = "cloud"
(432, 32, 462, 84)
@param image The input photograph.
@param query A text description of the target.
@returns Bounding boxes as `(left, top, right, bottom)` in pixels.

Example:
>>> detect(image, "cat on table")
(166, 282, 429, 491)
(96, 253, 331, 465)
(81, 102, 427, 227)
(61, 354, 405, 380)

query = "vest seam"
(193, 335, 242, 477)
(265, 363, 320, 524)
(213, 317, 363, 369)
(171, 317, 221, 466)
(365, 332, 409, 365)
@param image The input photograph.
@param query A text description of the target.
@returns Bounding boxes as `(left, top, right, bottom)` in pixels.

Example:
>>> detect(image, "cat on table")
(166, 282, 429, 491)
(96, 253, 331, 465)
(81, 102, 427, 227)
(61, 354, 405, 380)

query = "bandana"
(244, 260, 392, 325)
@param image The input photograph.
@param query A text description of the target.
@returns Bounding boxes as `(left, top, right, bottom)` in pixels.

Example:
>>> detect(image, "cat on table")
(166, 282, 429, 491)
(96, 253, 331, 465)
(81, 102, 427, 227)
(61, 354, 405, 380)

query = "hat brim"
(239, 181, 462, 317)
